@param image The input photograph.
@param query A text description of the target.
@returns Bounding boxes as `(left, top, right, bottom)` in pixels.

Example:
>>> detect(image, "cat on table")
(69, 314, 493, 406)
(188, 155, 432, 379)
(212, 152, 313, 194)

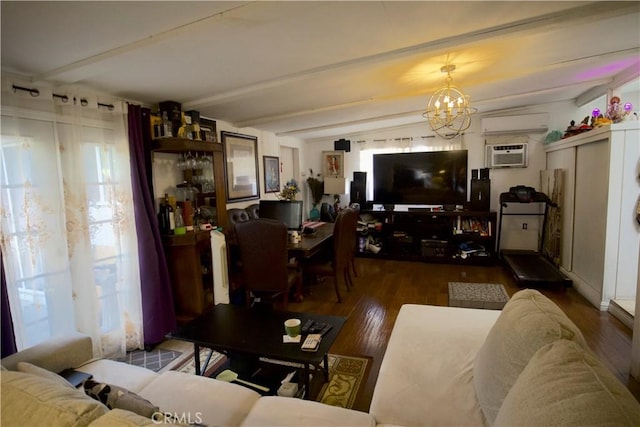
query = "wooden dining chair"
(235, 218, 301, 309)
(303, 208, 359, 302)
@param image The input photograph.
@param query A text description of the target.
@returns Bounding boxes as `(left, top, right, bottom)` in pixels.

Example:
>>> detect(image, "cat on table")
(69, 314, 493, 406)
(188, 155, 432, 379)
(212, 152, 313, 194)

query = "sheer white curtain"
(0, 81, 143, 357)
(358, 136, 462, 201)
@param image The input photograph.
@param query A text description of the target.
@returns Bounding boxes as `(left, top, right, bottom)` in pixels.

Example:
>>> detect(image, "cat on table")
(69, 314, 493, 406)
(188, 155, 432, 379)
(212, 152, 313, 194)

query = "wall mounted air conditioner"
(482, 113, 549, 135)
(486, 143, 528, 168)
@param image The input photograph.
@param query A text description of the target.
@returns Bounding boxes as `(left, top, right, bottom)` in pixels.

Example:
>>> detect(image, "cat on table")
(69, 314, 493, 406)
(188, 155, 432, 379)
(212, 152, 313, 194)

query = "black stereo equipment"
(353, 171, 366, 184)
(470, 179, 491, 211)
(334, 138, 351, 152)
(350, 181, 366, 206)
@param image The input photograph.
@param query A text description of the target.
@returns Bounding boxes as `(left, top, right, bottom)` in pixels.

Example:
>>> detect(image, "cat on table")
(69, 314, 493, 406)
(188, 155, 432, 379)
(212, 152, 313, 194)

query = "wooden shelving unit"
(357, 210, 497, 265)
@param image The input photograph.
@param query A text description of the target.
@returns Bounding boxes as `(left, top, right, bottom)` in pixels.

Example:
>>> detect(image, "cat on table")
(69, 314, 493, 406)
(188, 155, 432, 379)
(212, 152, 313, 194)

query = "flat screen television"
(258, 200, 303, 230)
(373, 150, 468, 205)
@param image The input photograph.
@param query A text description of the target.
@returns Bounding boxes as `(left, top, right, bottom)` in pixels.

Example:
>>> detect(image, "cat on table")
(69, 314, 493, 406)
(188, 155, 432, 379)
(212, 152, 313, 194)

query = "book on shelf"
(454, 216, 492, 237)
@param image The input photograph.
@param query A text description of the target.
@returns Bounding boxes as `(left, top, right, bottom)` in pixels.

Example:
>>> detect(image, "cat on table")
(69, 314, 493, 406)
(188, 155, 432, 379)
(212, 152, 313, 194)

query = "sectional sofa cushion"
(138, 370, 262, 427)
(369, 304, 501, 427)
(240, 396, 376, 426)
(0, 333, 93, 372)
(76, 359, 158, 393)
(87, 409, 158, 426)
(495, 339, 640, 426)
(473, 288, 589, 425)
(1, 370, 108, 427)
(17, 361, 75, 389)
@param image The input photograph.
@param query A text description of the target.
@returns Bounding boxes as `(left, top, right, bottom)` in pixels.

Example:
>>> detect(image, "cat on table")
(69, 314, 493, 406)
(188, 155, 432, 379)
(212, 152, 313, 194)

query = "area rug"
(316, 354, 370, 409)
(171, 347, 228, 378)
(117, 348, 182, 372)
(448, 282, 509, 310)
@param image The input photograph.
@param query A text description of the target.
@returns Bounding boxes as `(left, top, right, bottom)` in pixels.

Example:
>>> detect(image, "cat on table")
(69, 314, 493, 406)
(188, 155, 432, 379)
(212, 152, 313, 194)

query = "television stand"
(357, 209, 497, 265)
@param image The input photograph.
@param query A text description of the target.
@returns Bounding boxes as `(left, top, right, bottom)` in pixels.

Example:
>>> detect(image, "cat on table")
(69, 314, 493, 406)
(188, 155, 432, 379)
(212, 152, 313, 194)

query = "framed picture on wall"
(263, 156, 280, 193)
(199, 118, 218, 142)
(322, 150, 344, 178)
(221, 131, 260, 202)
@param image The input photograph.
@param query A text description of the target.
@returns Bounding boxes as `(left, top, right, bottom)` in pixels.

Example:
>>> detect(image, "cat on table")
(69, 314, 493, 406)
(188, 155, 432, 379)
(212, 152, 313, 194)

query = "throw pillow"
(473, 288, 588, 425)
(17, 361, 75, 389)
(495, 340, 640, 426)
(1, 370, 108, 426)
(84, 379, 159, 418)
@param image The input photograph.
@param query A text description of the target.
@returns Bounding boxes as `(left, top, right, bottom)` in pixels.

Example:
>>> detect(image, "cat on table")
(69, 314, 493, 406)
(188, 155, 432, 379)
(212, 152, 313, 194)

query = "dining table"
(287, 221, 334, 259)
(286, 222, 334, 301)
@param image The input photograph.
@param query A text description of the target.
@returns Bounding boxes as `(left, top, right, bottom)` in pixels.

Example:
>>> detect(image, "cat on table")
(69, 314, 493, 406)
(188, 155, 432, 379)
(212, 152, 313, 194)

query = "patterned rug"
(117, 348, 182, 372)
(171, 347, 228, 378)
(317, 354, 370, 409)
(448, 282, 509, 310)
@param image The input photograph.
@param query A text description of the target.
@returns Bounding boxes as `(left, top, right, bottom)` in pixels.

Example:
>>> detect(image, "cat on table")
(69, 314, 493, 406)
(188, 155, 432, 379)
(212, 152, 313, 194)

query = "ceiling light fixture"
(423, 64, 477, 139)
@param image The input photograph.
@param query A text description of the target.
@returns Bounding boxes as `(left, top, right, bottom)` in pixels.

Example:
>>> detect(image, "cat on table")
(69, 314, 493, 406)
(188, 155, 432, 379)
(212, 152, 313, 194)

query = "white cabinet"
(545, 123, 640, 310)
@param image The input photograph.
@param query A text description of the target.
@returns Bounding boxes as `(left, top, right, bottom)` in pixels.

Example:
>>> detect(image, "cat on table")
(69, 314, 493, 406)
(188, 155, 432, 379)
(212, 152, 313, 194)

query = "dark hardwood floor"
(286, 258, 640, 412)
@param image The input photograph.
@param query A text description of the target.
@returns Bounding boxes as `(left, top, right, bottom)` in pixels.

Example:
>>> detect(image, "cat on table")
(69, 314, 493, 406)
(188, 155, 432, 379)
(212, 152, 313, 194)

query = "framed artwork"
(221, 131, 260, 202)
(322, 150, 344, 178)
(263, 156, 280, 193)
(199, 118, 218, 142)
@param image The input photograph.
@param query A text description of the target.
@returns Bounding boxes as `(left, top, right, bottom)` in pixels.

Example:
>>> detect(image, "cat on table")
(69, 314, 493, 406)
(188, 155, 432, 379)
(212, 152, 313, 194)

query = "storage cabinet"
(358, 210, 497, 265)
(544, 123, 639, 310)
(150, 137, 229, 324)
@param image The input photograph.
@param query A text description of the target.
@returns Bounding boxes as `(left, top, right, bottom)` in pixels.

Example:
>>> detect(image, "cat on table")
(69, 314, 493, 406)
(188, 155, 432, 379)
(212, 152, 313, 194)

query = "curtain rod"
(12, 84, 114, 110)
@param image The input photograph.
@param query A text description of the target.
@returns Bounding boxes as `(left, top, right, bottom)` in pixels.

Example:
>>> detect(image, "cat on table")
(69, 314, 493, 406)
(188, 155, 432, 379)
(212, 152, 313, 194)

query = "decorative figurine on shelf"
(606, 96, 623, 123)
(605, 96, 634, 123)
(562, 117, 592, 138)
(306, 169, 324, 221)
(278, 179, 299, 201)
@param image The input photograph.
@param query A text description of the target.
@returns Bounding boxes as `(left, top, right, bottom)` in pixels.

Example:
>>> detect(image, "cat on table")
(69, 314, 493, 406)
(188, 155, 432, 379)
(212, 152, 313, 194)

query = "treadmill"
(497, 186, 572, 288)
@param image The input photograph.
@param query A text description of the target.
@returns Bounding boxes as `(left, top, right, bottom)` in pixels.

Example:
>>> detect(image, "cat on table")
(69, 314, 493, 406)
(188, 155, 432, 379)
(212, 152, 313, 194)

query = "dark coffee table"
(169, 304, 346, 399)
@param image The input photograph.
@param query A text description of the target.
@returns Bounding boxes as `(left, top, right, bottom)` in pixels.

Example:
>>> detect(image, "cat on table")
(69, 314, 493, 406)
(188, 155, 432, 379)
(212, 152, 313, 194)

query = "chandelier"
(423, 64, 476, 139)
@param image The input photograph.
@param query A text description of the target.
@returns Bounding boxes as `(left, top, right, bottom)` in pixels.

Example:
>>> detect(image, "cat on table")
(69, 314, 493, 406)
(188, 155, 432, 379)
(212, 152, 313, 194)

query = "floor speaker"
(470, 179, 491, 211)
(350, 181, 366, 206)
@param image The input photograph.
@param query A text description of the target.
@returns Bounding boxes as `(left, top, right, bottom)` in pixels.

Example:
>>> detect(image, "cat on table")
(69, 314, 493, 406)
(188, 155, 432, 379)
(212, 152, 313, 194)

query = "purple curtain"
(1, 249, 17, 357)
(127, 104, 176, 346)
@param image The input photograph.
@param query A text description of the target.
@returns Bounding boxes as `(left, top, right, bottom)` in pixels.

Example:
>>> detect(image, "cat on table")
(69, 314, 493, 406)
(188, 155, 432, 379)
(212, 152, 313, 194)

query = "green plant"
(278, 179, 300, 201)
(307, 169, 324, 205)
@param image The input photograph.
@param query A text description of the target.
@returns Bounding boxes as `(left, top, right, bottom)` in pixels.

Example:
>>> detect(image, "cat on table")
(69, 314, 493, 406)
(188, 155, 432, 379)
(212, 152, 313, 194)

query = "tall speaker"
(350, 182, 366, 205)
(470, 179, 491, 211)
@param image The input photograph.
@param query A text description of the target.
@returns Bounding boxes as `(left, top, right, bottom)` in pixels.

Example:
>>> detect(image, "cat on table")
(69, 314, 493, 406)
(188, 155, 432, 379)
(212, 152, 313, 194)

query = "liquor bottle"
(158, 200, 169, 234)
(164, 193, 175, 234)
(161, 111, 173, 138)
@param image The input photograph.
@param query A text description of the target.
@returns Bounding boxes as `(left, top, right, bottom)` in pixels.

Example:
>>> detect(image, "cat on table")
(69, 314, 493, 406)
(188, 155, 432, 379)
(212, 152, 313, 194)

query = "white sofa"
(2, 289, 640, 426)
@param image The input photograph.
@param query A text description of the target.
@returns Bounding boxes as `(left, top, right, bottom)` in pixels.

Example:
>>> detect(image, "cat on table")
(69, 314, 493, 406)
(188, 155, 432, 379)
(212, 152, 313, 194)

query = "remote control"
(310, 322, 326, 334)
(319, 324, 333, 337)
(301, 334, 322, 352)
(301, 319, 315, 335)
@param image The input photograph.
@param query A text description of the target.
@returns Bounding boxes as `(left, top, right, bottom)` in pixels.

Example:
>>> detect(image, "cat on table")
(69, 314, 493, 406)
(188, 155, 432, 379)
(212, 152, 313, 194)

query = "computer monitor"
(258, 200, 303, 230)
